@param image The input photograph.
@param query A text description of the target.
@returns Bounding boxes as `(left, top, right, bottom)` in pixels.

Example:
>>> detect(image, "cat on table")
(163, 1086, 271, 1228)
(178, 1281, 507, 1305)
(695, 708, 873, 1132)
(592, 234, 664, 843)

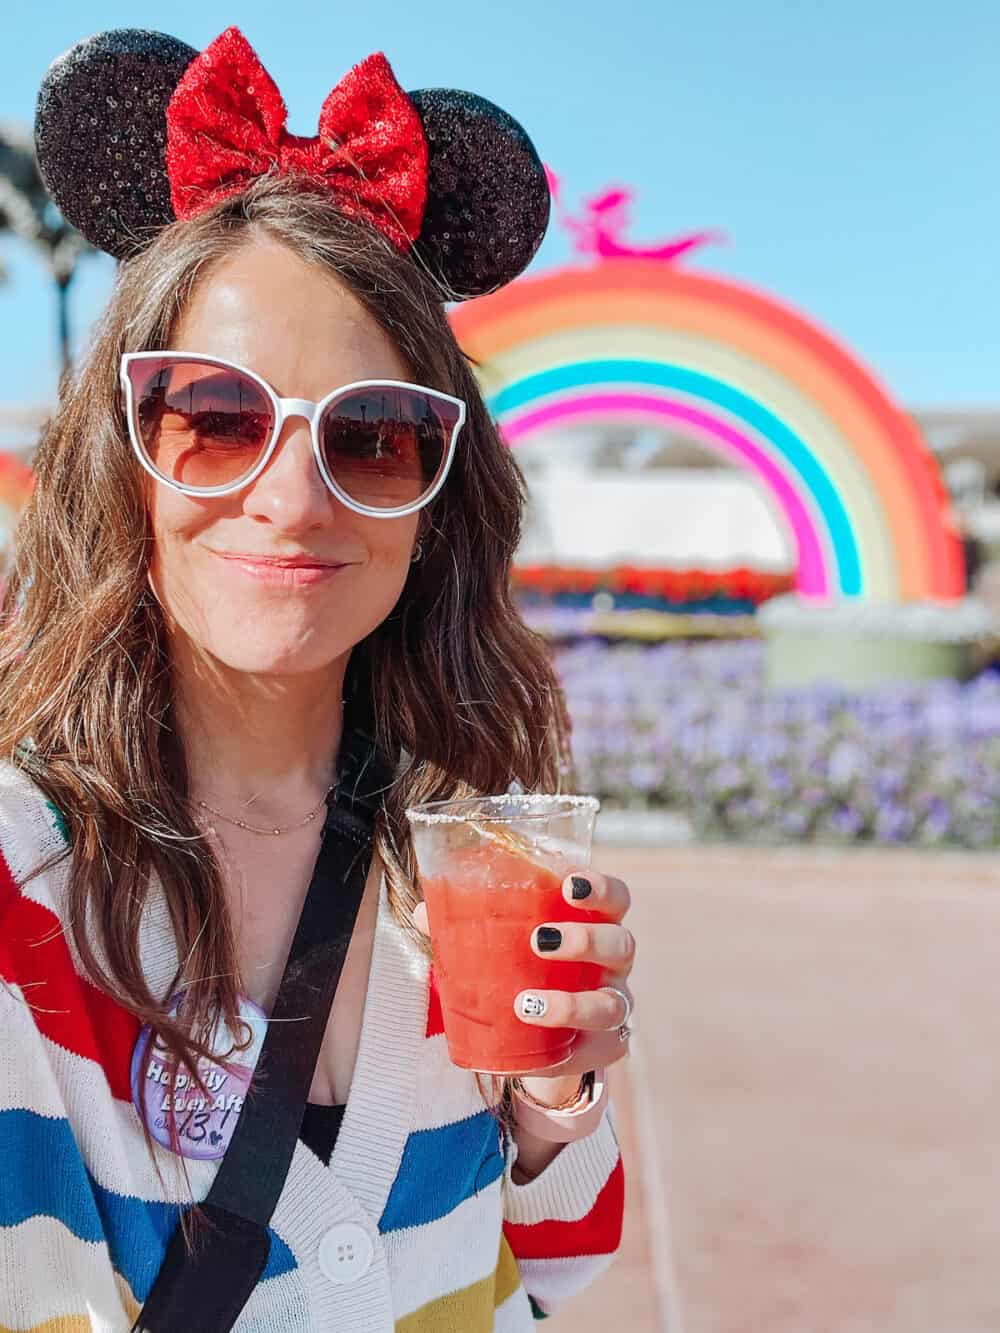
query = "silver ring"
(601, 984, 633, 1035)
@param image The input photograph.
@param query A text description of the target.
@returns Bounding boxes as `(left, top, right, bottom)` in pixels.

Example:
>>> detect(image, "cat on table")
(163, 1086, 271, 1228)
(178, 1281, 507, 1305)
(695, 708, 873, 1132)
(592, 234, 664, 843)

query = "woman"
(0, 27, 635, 1330)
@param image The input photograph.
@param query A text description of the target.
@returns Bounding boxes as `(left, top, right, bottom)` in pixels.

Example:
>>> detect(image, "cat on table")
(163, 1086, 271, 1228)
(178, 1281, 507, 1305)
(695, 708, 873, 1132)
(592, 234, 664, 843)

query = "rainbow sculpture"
(450, 259, 965, 603)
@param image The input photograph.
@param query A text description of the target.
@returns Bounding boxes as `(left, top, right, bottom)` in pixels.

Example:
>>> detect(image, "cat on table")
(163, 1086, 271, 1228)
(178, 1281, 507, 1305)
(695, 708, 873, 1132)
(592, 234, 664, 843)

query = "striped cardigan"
(0, 762, 624, 1331)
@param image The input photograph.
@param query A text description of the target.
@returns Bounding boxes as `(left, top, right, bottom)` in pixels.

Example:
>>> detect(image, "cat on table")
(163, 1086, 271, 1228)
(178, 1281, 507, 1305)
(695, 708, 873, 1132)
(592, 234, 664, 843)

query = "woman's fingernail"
(519, 992, 548, 1019)
(535, 926, 562, 952)
(570, 876, 592, 900)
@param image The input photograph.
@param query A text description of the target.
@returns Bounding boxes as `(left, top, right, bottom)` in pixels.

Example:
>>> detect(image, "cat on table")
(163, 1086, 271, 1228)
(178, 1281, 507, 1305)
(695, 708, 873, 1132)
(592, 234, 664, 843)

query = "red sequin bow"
(165, 26, 428, 251)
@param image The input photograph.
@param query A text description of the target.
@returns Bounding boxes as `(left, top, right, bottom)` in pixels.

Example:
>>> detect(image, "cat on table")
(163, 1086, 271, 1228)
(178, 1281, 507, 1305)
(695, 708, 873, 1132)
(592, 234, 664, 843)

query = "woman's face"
(146, 239, 420, 678)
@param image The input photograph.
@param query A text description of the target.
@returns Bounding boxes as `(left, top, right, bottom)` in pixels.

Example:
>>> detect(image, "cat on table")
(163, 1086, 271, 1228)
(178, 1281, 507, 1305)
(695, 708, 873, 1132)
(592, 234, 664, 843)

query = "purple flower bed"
(553, 639, 1000, 849)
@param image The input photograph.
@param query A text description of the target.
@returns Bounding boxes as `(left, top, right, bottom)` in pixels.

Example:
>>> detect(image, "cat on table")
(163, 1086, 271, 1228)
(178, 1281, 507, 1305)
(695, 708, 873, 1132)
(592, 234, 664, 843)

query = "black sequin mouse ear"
(34, 28, 550, 296)
(407, 90, 551, 300)
(35, 29, 197, 259)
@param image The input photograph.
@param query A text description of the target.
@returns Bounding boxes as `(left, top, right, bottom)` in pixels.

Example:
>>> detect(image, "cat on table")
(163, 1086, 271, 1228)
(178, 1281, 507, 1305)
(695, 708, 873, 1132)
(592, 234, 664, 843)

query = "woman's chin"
(198, 633, 351, 680)
(163, 592, 389, 679)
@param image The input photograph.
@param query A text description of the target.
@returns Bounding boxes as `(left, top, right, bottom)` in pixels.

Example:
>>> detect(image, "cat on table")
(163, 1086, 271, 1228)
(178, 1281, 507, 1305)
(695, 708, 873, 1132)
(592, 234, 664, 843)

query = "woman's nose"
(242, 418, 330, 532)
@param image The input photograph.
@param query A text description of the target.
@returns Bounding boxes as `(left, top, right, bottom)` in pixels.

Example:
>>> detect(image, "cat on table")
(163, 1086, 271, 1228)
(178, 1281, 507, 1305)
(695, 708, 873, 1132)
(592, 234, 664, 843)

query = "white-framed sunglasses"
(120, 351, 466, 518)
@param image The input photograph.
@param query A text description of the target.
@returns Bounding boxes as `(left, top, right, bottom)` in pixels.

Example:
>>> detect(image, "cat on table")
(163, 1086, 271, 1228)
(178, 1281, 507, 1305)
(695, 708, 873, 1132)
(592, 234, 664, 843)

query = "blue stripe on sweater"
(380, 1109, 505, 1232)
(0, 1110, 104, 1238)
(0, 1109, 296, 1300)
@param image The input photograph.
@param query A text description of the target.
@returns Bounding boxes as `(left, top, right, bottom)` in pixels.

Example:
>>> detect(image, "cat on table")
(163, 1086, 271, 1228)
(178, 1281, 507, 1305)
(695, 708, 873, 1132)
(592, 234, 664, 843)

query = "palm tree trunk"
(56, 272, 72, 379)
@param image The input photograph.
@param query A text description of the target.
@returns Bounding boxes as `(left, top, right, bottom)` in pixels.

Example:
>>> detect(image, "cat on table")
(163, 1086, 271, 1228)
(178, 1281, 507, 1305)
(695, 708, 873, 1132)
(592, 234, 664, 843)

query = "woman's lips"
(212, 551, 353, 587)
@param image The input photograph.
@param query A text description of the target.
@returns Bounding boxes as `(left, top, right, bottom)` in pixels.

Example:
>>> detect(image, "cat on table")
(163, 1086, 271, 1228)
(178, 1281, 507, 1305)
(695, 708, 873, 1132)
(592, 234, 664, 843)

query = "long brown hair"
(0, 174, 572, 1119)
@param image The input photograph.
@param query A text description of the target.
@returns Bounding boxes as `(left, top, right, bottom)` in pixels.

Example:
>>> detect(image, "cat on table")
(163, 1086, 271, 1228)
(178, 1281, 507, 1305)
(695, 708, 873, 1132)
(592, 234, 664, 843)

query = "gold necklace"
(195, 787, 332, 838)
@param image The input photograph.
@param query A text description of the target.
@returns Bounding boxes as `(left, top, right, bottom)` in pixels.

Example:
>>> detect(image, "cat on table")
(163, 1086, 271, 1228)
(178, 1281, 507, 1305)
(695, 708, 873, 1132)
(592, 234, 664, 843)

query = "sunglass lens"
(320, 386, 458, 510)
(129, 359, 273, 490)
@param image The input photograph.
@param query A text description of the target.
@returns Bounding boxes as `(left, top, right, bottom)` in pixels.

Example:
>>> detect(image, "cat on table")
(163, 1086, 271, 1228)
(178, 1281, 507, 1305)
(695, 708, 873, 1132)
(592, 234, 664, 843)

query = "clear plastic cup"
(407, 793, 600, 1073)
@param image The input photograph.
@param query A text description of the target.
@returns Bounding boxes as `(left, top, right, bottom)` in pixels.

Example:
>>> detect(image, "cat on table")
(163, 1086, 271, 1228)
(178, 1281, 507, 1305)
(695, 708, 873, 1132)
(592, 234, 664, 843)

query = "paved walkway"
(549, 845, 1000, 1333)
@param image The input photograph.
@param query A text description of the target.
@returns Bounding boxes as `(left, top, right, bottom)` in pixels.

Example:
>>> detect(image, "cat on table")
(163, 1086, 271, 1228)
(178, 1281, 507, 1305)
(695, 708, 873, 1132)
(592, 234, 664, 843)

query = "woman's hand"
(413, 868, 634, 1181)
(411, 867, 635, 1095)
(512, 868, 634, 1102)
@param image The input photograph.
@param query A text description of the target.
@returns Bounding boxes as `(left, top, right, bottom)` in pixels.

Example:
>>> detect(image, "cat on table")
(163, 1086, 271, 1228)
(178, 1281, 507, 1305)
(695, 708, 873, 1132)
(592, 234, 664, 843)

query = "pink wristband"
(511, 1069, 608, 1143)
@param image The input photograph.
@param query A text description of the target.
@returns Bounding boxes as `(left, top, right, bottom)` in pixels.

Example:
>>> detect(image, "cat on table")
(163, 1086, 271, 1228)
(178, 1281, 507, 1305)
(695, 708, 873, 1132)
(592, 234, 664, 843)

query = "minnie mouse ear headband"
(34, 25, 550, 299)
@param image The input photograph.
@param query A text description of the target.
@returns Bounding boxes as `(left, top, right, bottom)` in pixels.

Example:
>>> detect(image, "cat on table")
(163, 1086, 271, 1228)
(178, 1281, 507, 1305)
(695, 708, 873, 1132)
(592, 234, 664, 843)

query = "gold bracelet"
(510, 1071, 595, 1113)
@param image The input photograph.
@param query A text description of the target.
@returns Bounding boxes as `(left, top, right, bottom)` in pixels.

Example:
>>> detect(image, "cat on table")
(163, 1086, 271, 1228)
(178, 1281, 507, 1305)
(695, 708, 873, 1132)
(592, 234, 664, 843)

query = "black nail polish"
(571, 876, 592, 900)
(535, 926, 562, 952)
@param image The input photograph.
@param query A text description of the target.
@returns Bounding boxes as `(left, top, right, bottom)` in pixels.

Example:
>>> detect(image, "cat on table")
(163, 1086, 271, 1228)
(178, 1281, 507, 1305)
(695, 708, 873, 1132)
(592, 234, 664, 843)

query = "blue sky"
(0, 0, 996, 407)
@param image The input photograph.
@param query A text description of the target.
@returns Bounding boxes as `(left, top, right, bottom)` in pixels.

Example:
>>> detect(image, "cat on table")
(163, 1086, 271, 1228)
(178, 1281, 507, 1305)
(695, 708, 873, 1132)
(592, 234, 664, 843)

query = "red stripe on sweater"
(0, 850, 140, 1102)
(426, 969, 445, 1038)
(504, 1155, 624, 1259)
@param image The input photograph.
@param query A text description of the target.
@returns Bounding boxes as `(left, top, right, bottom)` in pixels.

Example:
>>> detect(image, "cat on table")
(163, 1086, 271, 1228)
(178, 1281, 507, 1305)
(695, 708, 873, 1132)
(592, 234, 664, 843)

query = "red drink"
(420, 842, 603, 1073)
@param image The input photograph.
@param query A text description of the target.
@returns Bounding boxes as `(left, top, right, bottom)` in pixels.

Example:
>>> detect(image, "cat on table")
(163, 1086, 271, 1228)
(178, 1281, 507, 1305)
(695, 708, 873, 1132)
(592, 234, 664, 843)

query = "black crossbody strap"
(133, 723, 393, 1332)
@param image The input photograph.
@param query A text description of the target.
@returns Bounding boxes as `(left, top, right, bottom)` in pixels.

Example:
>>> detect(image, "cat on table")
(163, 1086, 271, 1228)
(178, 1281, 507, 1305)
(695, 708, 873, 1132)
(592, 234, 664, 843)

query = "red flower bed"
(512, 564, 794, 605)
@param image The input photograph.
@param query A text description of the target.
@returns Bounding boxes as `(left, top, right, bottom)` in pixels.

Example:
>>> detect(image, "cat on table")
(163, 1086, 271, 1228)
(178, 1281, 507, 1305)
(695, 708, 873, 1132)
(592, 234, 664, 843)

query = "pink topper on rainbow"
(544, 165, 725, 265)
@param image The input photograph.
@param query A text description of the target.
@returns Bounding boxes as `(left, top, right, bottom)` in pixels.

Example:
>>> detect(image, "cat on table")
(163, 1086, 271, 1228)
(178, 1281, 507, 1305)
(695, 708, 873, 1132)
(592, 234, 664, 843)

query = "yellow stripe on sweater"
(494, 1234, 522, 1307)
(395, 1234, 522, 1332)
(1, 1320, 94, 1333)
